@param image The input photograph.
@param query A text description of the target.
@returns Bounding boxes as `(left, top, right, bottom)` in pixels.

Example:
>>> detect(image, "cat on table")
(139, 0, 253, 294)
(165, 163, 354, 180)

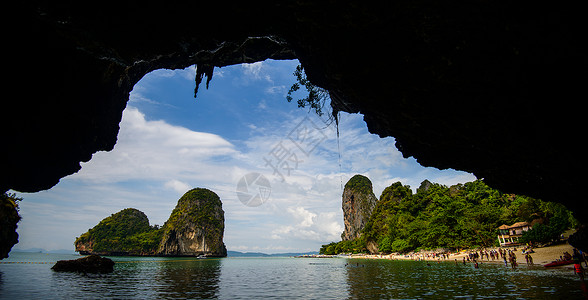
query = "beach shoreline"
(338, 243, 580, 269)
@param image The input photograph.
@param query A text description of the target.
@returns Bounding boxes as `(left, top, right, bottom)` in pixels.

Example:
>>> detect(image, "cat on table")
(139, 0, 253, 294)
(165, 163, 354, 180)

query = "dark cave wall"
(2, 2, 586, 220)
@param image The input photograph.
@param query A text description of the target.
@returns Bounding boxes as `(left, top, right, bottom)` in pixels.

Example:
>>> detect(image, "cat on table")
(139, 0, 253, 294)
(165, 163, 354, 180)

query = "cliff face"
(158, 188, 227, 257)
(341, 175, 378, 241)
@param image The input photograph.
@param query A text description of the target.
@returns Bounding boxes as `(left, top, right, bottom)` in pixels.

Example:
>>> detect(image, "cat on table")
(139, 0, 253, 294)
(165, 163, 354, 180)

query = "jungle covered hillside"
(320, 180, 577, 255)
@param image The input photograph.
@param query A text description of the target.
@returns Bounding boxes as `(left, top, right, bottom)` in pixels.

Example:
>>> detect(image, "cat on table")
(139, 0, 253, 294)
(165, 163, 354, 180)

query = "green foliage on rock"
(345, 174, 373, 196)
(1, 193, 22, 259)
(161, 188, 223, 234)
(320, 237, 367, 255)
(320, 179, 577, 254)
(75, 208, 162, 254)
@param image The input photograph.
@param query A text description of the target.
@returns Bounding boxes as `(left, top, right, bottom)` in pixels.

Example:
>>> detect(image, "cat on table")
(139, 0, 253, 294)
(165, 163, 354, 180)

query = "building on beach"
(497, 222, 532, 246)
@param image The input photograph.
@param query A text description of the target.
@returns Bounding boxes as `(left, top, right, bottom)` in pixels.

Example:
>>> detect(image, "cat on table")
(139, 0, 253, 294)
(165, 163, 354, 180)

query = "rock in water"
(341, 175, 378, 241)
(52, 255, 114, 273)
(158, 188, 227, 257)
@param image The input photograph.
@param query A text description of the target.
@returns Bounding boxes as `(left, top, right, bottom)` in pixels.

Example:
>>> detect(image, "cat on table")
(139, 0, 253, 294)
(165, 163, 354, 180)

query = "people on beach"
(572, 248, 586, 280)
(509, 251, 517, 269)
(525, 253, 533, 266)
(575, 262, 585, 280)
(573, 248, 583, 262)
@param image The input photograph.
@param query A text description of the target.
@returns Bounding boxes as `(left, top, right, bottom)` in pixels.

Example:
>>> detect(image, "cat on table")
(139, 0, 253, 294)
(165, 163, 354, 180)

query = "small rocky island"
(75, 188, 227, 257)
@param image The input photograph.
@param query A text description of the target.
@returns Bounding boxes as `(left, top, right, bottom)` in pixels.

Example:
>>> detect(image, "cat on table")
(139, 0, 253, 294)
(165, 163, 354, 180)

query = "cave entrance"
(13, 59, 474, 255)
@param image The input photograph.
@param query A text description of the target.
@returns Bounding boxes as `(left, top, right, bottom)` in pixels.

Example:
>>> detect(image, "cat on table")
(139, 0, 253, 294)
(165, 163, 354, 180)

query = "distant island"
(75, 188, 227, 257)
(321, 176, 577, 255)
(12, 248, 77, 254)
(227, 251, 319, 257)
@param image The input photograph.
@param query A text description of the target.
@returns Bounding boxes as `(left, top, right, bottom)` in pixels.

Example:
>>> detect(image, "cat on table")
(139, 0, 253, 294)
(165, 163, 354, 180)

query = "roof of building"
(497, 222, 530, 230)
(509, 221, 530, 228)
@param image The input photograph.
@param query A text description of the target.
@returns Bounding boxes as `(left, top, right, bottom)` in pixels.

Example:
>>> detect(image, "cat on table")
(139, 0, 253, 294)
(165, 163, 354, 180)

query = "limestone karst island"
(74, 188, 227, 257)
(321, 175, 577, 256)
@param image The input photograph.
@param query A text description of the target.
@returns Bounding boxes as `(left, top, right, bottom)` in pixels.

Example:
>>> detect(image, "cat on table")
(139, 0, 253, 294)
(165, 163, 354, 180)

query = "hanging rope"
(335, 111, 344, 194)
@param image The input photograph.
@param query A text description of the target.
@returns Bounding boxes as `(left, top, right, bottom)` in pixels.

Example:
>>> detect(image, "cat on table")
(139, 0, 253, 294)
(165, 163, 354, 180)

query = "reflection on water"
(1, 252, 588, 299)
(216, 257, 348, 299)
(345, 258, 588, 299)
(0, 254, 223, 299)
(153, 258, 221, 298)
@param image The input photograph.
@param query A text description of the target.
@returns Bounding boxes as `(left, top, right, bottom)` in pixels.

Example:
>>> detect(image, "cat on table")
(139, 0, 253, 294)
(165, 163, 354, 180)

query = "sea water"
(1, 252, 586, 299)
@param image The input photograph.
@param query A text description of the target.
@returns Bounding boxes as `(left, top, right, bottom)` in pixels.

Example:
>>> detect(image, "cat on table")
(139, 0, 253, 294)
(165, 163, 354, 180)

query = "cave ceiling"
(3, 2, 586, 221)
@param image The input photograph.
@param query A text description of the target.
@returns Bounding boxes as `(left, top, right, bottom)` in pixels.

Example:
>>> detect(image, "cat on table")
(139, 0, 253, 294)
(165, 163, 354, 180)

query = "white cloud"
(270, 206, 343, 242)
(164, 179, 191, 194)
(265, 85, 287, 95)
(240, 61, 274, 84)
(289, 206, 316, 227)
(257, 99, 268, 110)
(72, 106, 238, 184)
(241, 62, 264, 80)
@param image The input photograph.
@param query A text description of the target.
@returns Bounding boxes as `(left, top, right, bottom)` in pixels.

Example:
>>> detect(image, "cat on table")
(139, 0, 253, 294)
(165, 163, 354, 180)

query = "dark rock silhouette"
(2, 2, 586, 251)
(0, 194, 21, 259)
(52, 255, 114, 273)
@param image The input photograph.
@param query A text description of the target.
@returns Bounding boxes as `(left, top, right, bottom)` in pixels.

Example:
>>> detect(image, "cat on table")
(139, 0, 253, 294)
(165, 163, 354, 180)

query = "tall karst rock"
(341, 175, 378, 241)
(158, 188, 227, 257)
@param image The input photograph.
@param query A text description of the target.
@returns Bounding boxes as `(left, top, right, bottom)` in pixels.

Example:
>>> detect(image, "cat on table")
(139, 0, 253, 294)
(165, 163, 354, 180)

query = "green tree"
(75, 208, 162, 254)
(318, 178, 577, 255)
(287, 65, 331, 117)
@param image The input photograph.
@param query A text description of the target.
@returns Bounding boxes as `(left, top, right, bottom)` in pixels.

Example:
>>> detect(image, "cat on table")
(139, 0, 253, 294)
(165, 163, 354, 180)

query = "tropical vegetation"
(320, 179, 577, 255)
(75, 208, 162, 254)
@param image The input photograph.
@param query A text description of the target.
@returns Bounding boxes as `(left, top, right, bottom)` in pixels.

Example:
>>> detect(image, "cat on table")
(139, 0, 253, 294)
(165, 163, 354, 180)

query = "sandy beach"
(349, 243, 580, 268)
(452, 243, 576, 266)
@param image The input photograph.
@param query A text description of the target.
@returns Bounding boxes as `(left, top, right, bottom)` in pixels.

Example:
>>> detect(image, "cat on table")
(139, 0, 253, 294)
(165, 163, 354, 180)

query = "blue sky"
(14, 59, 476, 253)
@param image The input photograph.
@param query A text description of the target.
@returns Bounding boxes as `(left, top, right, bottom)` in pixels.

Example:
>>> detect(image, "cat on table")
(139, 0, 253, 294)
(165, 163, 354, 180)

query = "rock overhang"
(2, 2, 585, 226)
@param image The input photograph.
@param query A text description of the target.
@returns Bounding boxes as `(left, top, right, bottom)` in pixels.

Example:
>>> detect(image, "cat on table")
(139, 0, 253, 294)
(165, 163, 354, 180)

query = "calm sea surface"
(1, 252, 587, 299)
